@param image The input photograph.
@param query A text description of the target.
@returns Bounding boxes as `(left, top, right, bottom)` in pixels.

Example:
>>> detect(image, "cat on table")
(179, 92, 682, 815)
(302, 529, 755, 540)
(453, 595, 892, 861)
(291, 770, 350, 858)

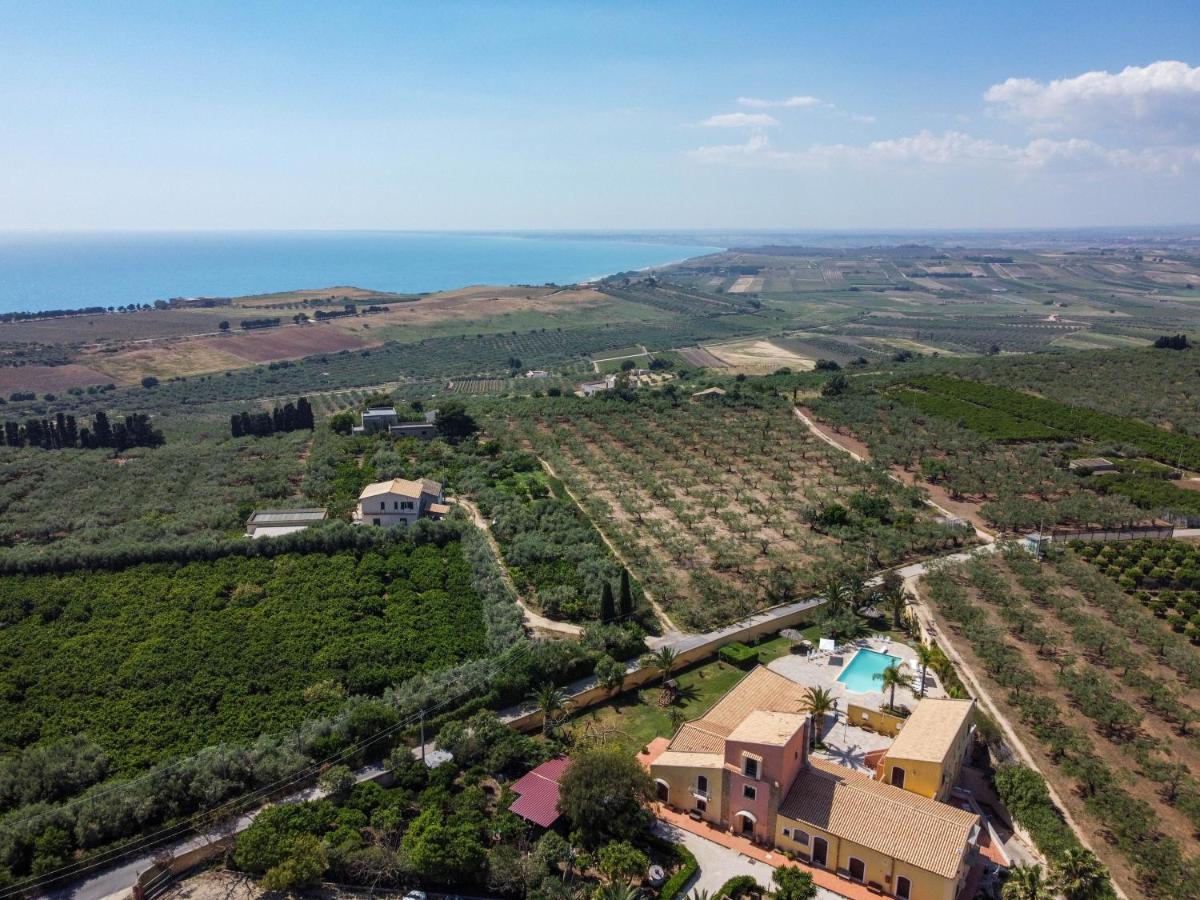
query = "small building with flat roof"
(245, 508, 328, 539)
(1068, 457, 1117, 475)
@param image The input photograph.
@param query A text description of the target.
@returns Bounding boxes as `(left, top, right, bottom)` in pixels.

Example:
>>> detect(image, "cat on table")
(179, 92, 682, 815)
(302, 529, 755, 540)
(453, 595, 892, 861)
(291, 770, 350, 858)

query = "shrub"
(718, 642, 758, 669)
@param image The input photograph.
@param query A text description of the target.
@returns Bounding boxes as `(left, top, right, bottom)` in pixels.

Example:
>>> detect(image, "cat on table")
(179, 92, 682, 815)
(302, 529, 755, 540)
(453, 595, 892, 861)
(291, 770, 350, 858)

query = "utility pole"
(419, 710, 426, 766)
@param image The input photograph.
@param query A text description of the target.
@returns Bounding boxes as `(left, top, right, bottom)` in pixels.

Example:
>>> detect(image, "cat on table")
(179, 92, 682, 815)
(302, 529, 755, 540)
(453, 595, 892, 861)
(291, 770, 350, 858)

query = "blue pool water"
(0, 231, 723, 314)
(836, 648, 903, 693)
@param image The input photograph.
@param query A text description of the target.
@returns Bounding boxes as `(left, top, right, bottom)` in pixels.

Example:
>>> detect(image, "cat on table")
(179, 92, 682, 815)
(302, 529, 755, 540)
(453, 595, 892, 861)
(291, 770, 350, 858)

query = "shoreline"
(0, 237, 724, 319)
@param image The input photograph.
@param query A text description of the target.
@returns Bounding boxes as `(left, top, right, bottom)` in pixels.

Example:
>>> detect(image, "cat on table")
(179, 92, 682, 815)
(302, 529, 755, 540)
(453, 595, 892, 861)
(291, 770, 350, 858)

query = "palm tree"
(913, 642, 939, 698)
(644, 646, 679, 691)
(594, 883, 642, 900)
(873, 662, 914, 710)
(876, 574, 911, 629)
(531, 682, 571, 737)
(822, 578, 852, 616)
(802, 687, 836, 748)
(1002, 864, 1052, 900)
(1052, 848, 1110, 900)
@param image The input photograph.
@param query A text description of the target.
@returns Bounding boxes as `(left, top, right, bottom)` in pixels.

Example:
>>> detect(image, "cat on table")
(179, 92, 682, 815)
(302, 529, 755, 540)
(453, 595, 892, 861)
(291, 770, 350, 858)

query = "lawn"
(565, 632, 815, 752)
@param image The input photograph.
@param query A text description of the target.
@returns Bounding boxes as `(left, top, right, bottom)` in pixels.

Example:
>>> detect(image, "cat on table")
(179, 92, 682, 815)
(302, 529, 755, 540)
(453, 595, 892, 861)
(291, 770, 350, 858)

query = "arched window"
(847, 858, 865, 883)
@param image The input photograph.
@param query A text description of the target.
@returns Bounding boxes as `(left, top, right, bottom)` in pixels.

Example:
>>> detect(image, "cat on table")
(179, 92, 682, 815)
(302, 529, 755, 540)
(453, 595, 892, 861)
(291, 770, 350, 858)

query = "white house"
(355, 478, 449, 527)
(352, 407, 400, 434)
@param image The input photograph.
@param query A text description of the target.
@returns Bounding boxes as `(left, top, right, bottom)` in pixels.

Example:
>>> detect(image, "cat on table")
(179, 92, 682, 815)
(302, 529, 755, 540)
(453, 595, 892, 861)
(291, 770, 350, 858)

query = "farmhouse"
(578, 375, 617, 396)
(648, 667, 979, 900)
(353, 406, 400, 434)
(355, 478, 448, 527)
(244, 508, 327, 539)
(1068, 457, 1117, 475)
(389, 409, 439, 441)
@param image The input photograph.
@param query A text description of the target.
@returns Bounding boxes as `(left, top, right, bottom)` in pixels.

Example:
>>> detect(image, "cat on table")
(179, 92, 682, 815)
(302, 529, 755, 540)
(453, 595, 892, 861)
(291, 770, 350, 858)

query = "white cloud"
(698, 112, 779, 128)
(848, 113, 877, 125)
(984, 60, 1200, 140)
(687, 128, 1200, 175)
(738, 95, 822, 109)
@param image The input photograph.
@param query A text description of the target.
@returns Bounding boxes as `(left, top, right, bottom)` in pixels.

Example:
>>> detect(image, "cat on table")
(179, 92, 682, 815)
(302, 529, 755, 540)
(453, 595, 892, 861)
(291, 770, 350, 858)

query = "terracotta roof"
(665, 666, 810, 755)
(886, 698, 974, 764)
(358, 477, 442, 500)
(508, 757, 571, 828)
(728, 711, 807, 746)
(653, 750, 724, 769)
(779, 758, 978, 879)
(427, 502, 451, 516)
(700, 667, 811, 730)
(669, 723, 728, 754)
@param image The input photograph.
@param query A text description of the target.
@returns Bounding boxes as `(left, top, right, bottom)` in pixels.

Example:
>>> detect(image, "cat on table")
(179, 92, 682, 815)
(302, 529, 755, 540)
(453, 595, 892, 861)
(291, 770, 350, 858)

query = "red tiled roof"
(508, 757, 571, 828)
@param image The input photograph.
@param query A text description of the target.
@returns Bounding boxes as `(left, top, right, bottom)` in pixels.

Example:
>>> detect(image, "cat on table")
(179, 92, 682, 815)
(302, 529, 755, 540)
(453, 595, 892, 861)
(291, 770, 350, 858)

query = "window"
(742, 784, 756, 801)
(380, 501, 386, 511)
(696, 775, 708, 795)
(791, 828, 809, 846)
(896, 876, 911, 899)
(696, 798, 706, 812)
(393, 501, 399, 510)
(891, 766, 906, 790)
(372, 518, 381, 526)
(743, 757, 758, 779)
(782, 828, 790, 838)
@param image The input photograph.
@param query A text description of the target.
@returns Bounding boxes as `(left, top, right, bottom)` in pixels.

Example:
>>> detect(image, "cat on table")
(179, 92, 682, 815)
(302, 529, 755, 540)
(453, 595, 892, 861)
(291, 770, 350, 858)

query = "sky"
(1, 1, 1199, 231)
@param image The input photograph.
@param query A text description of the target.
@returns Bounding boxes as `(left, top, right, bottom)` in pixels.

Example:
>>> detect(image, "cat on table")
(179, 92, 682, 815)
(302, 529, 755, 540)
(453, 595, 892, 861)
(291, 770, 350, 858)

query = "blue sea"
(0, 231, 723, 315)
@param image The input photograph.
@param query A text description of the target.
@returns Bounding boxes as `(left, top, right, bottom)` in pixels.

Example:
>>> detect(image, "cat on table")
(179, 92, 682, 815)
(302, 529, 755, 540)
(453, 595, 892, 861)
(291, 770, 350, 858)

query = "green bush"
(655, 841, 698, 900)
(994, 764, 1082, 861)
(716, 874, 760, 899)
(719, 642, 759, 668)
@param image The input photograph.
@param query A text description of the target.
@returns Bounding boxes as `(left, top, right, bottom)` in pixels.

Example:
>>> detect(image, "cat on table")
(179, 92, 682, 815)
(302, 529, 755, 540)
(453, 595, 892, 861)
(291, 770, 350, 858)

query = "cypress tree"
(600, 581, 616, 624)
(231, 414, 243, 438)
(618, 569, 633, 618)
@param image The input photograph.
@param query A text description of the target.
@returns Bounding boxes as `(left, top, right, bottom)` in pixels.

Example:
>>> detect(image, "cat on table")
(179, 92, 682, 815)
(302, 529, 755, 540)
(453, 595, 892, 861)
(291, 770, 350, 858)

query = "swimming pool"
(836, 648, 903, 693)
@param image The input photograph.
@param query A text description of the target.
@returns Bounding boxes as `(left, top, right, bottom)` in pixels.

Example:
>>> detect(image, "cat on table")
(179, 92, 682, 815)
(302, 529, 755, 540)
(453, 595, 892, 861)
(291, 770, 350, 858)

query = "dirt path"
(451, 496, 583, 639)
(538, 457, 680, 634)
(793, 407, 995, 542)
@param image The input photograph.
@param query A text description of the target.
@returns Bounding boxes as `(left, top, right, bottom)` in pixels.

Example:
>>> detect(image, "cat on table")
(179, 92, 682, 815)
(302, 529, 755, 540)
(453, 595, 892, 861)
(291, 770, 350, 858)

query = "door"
(811, 837, 828, 868)
(891, 766, 906, 790)
(896, 876, 912, 899)
(655, 781, 669, 803)
(740, 814, 754, 836)
(848, 858, 865, 883)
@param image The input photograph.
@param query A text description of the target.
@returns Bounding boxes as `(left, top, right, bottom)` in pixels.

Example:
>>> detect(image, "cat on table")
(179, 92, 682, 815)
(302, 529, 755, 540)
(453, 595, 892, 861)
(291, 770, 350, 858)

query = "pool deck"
(768, 637, 946, 719)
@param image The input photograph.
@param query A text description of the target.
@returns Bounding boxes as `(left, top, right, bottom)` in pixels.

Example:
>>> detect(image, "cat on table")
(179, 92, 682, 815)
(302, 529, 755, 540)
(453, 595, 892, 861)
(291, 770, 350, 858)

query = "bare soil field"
(0, 363, 118, 393)
(229, 285, 414, 307)
(88, 343, 252, 381)
(673, 346, 726, 368)
(705, 339, 815, 374)
(197, 324, 375, 363)
(0, 308, 235, 345)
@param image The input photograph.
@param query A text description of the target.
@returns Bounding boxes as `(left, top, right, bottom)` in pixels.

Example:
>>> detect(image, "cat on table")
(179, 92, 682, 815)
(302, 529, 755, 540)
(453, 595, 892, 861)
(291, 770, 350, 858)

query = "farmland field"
(196, 324, 376, 362)
(494, 389, 966, 630)
(921, 547, 1200, 898)
(0, 540, 487, 773)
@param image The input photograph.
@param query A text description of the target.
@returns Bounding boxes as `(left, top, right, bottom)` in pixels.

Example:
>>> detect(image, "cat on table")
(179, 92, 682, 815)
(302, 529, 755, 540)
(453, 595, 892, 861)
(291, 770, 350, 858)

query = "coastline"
(0, 232, 723, 317)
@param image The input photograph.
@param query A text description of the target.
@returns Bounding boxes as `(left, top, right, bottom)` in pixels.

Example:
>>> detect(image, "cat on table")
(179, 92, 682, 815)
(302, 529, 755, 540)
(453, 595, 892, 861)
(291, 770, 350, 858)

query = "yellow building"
(776, 758, 979, 900)
(876, 698, 974, 801)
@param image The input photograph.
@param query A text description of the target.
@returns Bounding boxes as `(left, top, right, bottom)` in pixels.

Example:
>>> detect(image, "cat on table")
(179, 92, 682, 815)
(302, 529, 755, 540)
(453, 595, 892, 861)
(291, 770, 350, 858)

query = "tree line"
(231, 397, 315, 437)
(0, 411, 164, 451)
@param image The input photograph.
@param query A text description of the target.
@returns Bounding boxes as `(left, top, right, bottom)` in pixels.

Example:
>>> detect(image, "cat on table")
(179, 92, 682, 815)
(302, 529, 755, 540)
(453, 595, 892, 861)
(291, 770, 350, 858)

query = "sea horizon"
(0, 231, 724, 316)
